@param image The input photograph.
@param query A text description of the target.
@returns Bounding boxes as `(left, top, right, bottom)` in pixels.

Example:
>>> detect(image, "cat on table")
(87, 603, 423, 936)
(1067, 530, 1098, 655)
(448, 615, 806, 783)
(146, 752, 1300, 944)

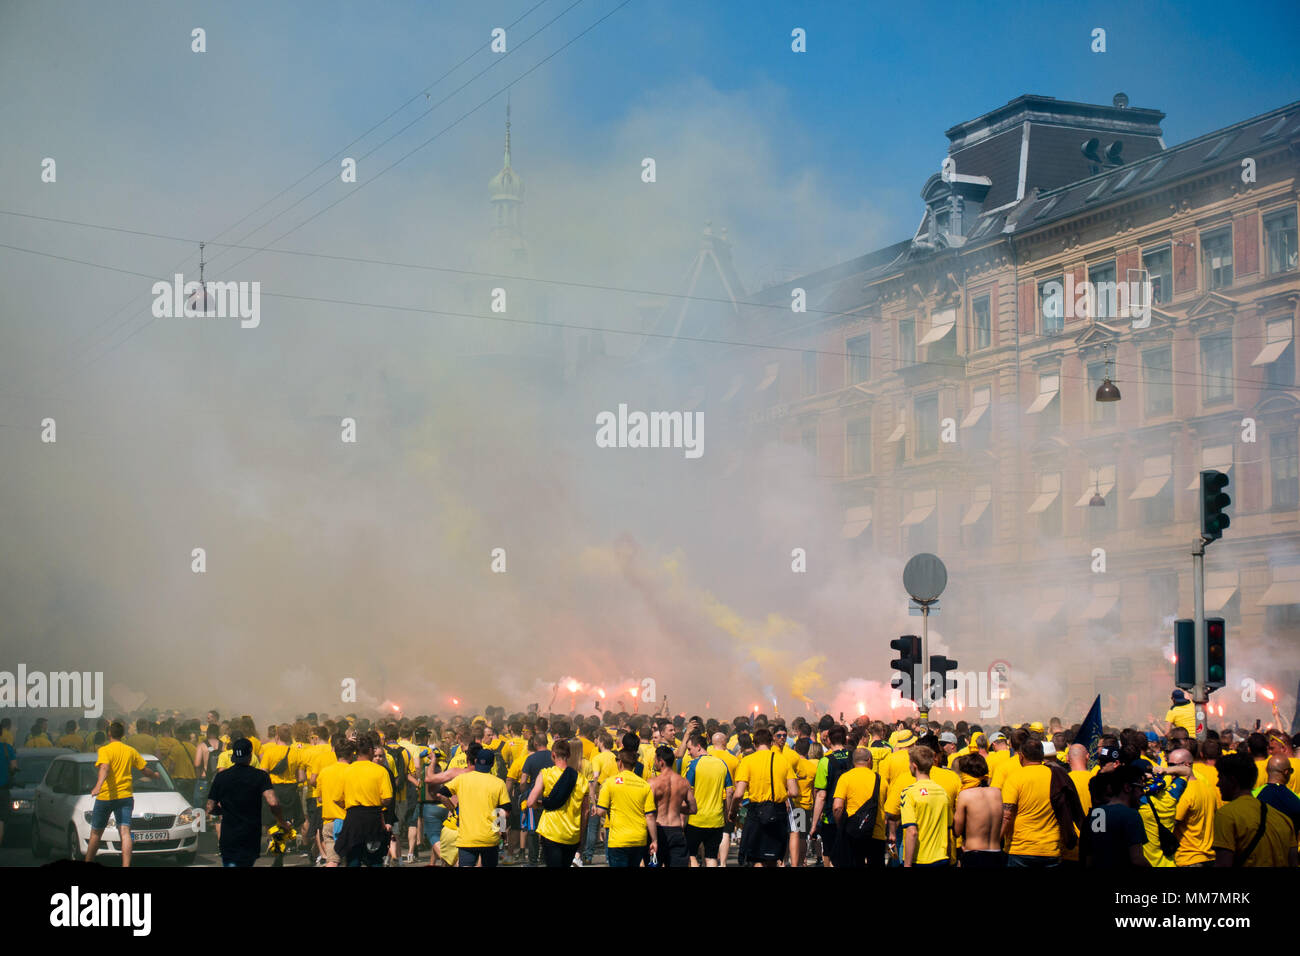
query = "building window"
(1089, 261, 1117, 320)
(914, 394, 939, 456)
(1028, 371, 1060, 429)
(801, 425, 817, 460)
(1142, 347, 1173, 418)
(1272, 431, 1299, 509)
(972, 295, 991, 351)
(903, 490, 938, 555)
(960, 484, 992, 550)
(1149, 573, 1179, 627)
(1265, 208, 1298, 275)
(1087, 360, 1117, 423)
(847, 417, 872, 474)
(1201, 333, 1233, 405)
(802, 351, 817, 397)
(1142, 246, 1172, 305)
(926, 311, 957, 364)
(898, 317, 915, 368)
(1261, 318, 1296, 388)
(847, 333, 872, 384)
(1132, 454, 1174, 526)
(1201, 228, 1233, 290)
(962, 385, 991, 449)
(1040, 278, 1064, 335)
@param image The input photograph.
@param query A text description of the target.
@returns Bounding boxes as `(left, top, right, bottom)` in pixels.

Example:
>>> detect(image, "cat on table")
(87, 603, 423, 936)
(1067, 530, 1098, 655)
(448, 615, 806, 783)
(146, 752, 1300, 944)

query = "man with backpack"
(381, 729, 419, 864)
(809, 725, 854, 866)
(899, 745, 951, 867)
(830, 746, 886, 867)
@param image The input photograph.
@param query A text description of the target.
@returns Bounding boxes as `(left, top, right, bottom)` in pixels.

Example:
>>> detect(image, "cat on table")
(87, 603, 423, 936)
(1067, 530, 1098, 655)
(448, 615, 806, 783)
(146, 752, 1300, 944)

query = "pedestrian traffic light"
(890, 635, 921, 701)
(930, 655, 959, 702)
(1200, 470, 1231, 542)
(1206, 617, 1226, 690)
(1174, 619, 1195, 689)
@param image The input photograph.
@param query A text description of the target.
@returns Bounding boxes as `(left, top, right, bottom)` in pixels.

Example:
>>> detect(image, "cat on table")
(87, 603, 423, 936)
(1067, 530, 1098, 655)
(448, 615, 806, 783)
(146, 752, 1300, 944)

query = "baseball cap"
(1097, 745, 1121, 763)
(1171, 690, 1188, 703)
(230, 737, 253, 764)
(939, 732, 958, 745)
(472, 748, 496, 771)
(1028, 721, 1045, 732)
(970, 732, 987, 749)
(988, 732, 1007, 744)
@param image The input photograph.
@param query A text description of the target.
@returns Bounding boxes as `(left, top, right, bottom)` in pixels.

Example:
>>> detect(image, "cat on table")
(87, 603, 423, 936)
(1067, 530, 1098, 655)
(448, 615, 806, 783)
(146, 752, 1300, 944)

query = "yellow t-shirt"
(342, 759, 393, 809)
(789, 755, 817, 811)
(597, 770, 656, 848)
(990, 753, 1022, 791)
(832, 767, 887, 840)
(123, 733, 157, 755)
(685, 753, 732, 829)
(536, 766, 588, 846)
(0, 729, 13, 745)
(1173, 776, 1217, 866)
(590, 750, 617, 786)
(1192, 763, 1222, 807)
(1001, 764, 1059, 858)
(880, 748, 913, 788)
(260, 742, 301, 786)
(447, 771, 510, 849)
(1212, 794, 1295, 867)
(1062, 769, 1093, 862)
(636, 742, 656, 780)
(900, 777, 951, 864)
(95, 740, 147, 801)
(216, 750, 260, 771)
(317, 761, 348, 821)
(26, 734, 53, 748)
(167, 740, 197, 780)
(735, 749, 792, 804)
(929, 766, 961, 810)
(708, 746, 740, 779)
(56, 734, 84, 750)
(308, 744, 338, 799)
(1165, 703, 1196, 737)
(986, 749, 1012, 776)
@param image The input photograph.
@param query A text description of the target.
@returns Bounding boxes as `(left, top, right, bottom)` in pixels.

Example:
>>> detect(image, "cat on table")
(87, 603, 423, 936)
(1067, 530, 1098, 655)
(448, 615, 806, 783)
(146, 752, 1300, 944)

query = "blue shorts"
(421, 804, 448, 844)
(90, 797, 134, 831)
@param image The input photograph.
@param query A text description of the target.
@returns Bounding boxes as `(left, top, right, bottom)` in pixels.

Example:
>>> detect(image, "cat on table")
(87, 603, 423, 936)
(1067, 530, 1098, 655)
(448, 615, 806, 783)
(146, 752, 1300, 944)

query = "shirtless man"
(953, 753, 1005, 867)
(650, 746, 695, 867)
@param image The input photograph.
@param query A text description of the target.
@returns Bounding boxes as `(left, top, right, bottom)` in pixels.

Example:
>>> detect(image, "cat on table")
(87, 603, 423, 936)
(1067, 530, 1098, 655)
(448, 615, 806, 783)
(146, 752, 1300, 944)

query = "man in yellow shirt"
(526, 739, 589, 867)
(316, 737, 351, 866)
(1213, 752, 1298, 867)
(684, 733, 733, 867)
(901, 746, 951, 867)
(879, 729, 916, 788)
(55, 720, 84, 750)
(123, 718, 157, 756)
(24, 718, 53, 748)
(1001, 739, 1062, 867)
(1165, 748, 1216, 866)
(730, 728, 797, 867)
(446, 745, 511, 867)
(336, 734, 393, 867)
(831, 747, 887, 867)
(595, 749, 657, 867)
(85, 721, 161, 866)
(1155, 690, 1197, 738)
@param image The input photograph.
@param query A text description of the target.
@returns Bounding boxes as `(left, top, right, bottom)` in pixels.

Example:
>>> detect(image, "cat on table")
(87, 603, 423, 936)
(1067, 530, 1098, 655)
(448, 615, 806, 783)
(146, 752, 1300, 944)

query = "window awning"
(721, 375, 743, 402)
(1082, 594, 1120, 620)
(841, 506, 873, 539)
(919, 309, 957, 346)
(961, 486, 992, 526)
(1031, 589, 1066, 624)
(1027, 474, 1061, 514)
(1204, 570, 1238, 612)
(1075, 465, 1117, 507)
(1259, 565, 1300, 606)
(901, 490, 935, 526)
(886, 422, 906, 443)
(1130, 455, 1172, 500)
(756, 364, 779, 391)
(961, 398, 987, 429)
(1251, 318, 1292, 366)
(1186, 445, 1234, 489)
(1026, 389, 1059, 414)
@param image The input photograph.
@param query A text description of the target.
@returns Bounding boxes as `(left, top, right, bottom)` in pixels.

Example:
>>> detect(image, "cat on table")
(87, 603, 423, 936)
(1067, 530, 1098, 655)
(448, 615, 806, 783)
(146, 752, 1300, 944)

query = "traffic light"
(1206, 617, 1226, 690)
(1174, 619, 1195, 689)
(890, 635, 921, 701)
(1200, 470, 1231, 542)
(930, 655, 959, 703)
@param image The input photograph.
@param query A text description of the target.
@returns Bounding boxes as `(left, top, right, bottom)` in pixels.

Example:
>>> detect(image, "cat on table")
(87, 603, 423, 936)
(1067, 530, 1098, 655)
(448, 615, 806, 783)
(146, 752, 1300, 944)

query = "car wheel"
(67, 826, 81, 861)
(174, 850, 197, 866)
(31, 821, 48, 859)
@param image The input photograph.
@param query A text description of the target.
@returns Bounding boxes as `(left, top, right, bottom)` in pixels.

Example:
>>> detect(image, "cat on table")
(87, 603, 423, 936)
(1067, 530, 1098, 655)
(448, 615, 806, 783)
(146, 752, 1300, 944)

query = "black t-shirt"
(208, 764, 272, 860)
(1082, 804, 1145, 867)
(520, 751, 554, 785)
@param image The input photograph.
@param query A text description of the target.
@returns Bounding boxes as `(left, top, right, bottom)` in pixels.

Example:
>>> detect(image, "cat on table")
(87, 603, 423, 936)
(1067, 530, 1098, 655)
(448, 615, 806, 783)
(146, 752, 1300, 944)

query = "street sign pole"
(1192, 536, 1207, 742)
(919, 601, 930, 720)
(902, 553, 947, 724)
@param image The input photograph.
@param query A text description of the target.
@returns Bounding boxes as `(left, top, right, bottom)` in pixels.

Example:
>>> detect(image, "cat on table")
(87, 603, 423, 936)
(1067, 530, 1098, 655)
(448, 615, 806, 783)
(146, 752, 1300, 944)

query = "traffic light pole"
(1192, 536, 1208, 743)
(919, 601, 931, 721)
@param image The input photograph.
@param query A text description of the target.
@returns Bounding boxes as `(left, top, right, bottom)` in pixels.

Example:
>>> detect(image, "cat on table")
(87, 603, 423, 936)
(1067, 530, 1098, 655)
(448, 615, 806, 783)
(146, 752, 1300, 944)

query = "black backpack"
(385, 745, 411, 794)
(844, 772, 882, 839)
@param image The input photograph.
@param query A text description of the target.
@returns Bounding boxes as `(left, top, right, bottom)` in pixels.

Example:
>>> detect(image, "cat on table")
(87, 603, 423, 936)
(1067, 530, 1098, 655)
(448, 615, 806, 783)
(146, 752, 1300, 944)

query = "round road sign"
(903, 553, 947, 603)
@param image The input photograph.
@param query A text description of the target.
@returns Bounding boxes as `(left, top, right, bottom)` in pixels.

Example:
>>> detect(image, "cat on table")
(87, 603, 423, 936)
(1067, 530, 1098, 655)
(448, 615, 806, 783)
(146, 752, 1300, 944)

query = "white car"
(31, 753, 202, 864)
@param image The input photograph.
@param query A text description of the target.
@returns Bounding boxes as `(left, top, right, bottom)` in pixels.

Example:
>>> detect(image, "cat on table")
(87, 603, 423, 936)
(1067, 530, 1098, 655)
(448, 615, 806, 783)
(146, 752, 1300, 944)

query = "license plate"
(132, 829, 169, 842)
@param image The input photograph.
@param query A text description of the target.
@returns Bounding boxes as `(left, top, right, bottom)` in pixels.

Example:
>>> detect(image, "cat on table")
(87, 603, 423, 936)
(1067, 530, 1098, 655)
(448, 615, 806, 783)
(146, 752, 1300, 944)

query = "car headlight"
(177, 808, 201, 827)
(12, 799, 33, 811)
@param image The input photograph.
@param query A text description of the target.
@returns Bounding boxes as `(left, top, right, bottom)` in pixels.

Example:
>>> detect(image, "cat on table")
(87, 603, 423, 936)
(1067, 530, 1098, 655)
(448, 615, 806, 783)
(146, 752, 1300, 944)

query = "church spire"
(488, 96, 526, 265)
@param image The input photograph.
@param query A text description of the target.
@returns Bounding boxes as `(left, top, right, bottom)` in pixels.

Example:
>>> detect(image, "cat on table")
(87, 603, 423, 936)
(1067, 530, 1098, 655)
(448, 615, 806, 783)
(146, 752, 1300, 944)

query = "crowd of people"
(2, 690, 1299, 868)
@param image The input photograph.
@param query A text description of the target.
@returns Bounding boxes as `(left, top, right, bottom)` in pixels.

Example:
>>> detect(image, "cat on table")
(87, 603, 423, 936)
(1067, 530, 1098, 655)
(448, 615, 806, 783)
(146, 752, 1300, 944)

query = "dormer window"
(932, 207, 950, 239)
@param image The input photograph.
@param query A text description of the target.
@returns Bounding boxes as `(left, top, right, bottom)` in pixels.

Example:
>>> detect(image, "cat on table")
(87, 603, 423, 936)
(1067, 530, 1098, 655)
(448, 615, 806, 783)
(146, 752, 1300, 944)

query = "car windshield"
(13, 756, 58, 787)
(75, 760, 175, 794)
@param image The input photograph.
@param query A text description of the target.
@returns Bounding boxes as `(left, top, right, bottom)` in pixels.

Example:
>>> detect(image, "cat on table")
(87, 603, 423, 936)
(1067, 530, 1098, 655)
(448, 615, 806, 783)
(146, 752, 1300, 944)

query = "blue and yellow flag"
(1076, 696, 1103, 768)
